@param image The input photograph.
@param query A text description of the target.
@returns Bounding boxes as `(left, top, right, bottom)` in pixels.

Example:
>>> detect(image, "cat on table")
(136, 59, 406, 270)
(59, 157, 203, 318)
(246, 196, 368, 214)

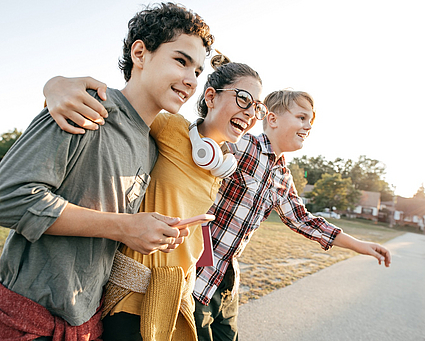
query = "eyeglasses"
(216, 88, 269, 120)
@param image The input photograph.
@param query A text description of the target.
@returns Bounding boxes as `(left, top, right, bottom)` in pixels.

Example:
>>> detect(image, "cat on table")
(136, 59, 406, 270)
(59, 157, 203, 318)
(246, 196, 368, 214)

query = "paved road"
(238, 232, 425, 341)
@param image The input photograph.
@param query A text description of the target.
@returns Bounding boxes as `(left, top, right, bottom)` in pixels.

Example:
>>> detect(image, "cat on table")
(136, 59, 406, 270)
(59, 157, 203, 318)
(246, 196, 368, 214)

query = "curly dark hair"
(119, 2, 214, 81)
(197, 62, 262, 118)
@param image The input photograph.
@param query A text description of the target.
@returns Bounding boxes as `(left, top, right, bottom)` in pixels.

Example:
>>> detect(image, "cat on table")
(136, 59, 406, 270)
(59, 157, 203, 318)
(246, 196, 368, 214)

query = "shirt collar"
(257, 133, 286, 168)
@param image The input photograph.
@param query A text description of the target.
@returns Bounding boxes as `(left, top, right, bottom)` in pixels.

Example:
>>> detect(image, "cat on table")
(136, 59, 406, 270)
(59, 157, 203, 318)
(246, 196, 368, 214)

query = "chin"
(227, 134, 242, 144)
(295, 143, 304, 151)
(288, 143, 303, 152)
(165, 103, 183, 115)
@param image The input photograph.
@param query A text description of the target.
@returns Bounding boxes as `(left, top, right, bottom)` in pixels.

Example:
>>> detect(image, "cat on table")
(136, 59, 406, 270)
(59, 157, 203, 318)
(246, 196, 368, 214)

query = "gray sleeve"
(0, 108, 85, 242)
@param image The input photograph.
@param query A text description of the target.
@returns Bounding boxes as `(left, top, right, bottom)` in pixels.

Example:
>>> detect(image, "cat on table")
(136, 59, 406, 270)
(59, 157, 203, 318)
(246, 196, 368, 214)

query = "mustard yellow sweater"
(106, 112, 221, 341)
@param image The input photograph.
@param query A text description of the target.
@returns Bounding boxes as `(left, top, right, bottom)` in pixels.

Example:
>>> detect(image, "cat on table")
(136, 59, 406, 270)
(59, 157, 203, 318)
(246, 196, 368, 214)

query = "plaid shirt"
(193, 133, 341, 305)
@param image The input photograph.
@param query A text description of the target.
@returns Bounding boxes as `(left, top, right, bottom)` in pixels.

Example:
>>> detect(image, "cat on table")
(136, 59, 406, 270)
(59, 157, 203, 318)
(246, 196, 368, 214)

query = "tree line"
(288, 155, 396, 213)
(0, 129, 22, 162)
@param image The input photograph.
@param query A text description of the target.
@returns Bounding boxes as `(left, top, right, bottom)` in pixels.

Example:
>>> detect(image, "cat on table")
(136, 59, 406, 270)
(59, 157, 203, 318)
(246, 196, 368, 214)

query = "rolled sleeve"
(17, 190, 68, 242)
(0, 109, 79, 242)
(276, 185, 342, 251)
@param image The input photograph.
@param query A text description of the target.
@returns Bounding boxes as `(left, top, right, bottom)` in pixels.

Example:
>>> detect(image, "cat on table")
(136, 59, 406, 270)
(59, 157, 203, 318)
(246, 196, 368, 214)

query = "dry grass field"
(0, 215, 407, 306)
(237, 212, 404, 304)
(0, 226, 8, 254)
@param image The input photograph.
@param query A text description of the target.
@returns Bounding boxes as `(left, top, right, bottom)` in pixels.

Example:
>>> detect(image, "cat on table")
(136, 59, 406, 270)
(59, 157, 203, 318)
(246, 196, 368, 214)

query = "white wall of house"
(394, 211, 402, 220)
(412, 216, 424, 230)
(370, 207, 378, 216)
(354, 206, 378, 216)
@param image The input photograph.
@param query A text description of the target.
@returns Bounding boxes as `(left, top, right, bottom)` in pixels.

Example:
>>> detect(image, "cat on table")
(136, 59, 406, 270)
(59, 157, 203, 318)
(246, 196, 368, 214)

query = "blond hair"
(262, 90, 316, 130)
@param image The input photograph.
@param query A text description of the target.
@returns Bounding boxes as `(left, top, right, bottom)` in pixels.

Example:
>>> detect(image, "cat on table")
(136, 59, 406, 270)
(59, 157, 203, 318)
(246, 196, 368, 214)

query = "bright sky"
(1, 0, 424, 198)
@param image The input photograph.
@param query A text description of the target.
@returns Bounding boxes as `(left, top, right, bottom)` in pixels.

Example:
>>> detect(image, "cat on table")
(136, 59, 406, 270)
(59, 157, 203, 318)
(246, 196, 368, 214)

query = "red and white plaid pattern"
(194, 133, 341, 305)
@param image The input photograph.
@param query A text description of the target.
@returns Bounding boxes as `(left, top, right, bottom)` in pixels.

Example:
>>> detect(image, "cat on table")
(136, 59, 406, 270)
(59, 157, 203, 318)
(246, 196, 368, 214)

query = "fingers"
(82, 92, 109, 122)
(177, 227, 190, 238)
(84, 77, 108, 102)
(159, 236, 187, 253)
(161, 230, 188, 246)
(69, 110, 102, 130)
(44, 76, 109, 132)
(59, 90, 107, 127)
(54, 116, 86, 134)
(121, 213, 189, 255)
(50, 99, 102, 132)
(153, 228, 189, 254)
(152, 212, 180, 227)
(157, 220, 190, 253)
(380, 247, 391, 267)
(371, 244, 392, 267)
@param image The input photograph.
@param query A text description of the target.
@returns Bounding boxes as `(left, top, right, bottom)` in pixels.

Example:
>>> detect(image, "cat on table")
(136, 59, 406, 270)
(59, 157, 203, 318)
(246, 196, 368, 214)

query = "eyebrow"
(176, 50, 204, 73)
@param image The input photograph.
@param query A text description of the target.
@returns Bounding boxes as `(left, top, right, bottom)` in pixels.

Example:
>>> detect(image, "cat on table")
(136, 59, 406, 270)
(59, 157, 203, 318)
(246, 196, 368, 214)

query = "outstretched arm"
(332, 232, 391, 267)
(43, 76, 108, 134)
(275, 182, 391, 267)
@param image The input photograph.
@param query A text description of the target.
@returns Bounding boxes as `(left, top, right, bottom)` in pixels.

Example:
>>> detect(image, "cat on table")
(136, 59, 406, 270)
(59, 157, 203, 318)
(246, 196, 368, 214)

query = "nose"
(305, 120, 312, 131)
(183, 70, 198, 90)
(243, 105, 256, 119)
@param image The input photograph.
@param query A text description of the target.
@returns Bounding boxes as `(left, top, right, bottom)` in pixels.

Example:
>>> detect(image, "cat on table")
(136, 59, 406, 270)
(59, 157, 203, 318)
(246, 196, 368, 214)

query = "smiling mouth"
(173, 88, 187, 101)
(297, 133, 307, 140)
(231, 118, 248, 134)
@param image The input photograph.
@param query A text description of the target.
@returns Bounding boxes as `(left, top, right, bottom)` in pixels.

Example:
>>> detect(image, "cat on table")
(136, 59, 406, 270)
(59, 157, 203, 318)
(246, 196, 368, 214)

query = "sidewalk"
(238, 233, 425, 341)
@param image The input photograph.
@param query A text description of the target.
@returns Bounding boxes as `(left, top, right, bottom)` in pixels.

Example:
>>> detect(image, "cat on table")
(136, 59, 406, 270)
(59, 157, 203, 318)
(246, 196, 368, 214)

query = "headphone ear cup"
(210, 153, 237, 178)
(191, 136, 223, 171)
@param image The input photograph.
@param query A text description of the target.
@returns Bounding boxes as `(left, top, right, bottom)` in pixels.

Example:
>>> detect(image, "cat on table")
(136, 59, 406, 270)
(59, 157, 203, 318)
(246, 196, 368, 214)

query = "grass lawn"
(0, 215, 409, 305)
(237, 212, 405, 304)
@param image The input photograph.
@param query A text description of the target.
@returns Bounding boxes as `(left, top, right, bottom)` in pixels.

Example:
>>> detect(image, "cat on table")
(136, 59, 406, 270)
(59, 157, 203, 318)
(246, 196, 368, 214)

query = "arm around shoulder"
(43, 76, 109, 134)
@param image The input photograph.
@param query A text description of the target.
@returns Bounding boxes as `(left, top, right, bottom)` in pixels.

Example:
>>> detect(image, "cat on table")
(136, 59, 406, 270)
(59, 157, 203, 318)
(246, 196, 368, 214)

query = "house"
(299, 186, 381, 222)
(352, 190, 381, 222)
(392, 196, 425, 231)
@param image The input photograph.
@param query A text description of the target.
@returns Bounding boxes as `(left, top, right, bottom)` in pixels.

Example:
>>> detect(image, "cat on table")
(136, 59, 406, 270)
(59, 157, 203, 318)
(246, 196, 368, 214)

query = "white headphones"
(189, 119, 237, 179)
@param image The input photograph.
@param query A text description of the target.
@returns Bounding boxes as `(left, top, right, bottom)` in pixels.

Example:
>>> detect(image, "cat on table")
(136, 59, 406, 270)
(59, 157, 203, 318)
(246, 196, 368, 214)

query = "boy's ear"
(266, 112, 279, 128)
(131, 40, 147, 69)
(204, 87, 216, 108)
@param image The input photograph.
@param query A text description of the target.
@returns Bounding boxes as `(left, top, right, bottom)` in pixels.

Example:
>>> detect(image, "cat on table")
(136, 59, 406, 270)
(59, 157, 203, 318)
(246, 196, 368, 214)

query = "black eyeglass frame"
(215, 88, 269, 120)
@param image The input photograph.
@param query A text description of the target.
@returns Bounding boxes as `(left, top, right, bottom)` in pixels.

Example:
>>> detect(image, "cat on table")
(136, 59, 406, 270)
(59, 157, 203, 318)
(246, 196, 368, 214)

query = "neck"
(120, 82, 158, 127)
(264, 130, 284, 158)
(197, 119, 224, 146)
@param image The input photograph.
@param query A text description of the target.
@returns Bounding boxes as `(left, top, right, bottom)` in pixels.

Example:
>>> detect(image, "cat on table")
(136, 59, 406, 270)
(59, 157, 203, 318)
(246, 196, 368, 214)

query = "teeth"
(178, 92, 185, 99)
(231, 118, 248, 130)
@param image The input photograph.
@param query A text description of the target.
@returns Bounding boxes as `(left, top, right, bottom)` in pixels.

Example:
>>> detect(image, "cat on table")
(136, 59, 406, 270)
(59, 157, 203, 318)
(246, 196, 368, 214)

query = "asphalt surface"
(238, 232, 425, 341)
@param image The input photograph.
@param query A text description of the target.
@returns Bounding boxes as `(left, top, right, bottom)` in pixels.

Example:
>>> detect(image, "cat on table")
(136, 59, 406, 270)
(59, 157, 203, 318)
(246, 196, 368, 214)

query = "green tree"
(0, 129, 22, 161)
(306, 173, 361, 211)
(346, 155, 394, 201)
(291, 155, 394, 202)
(288, 163, 307, 195)
(289, 155, 335, 185)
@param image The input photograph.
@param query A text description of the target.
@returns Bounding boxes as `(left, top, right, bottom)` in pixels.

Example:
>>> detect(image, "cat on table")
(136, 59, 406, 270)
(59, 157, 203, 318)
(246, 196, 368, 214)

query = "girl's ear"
(204, 87, 216, 108)
(131, 40, 147, 69)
